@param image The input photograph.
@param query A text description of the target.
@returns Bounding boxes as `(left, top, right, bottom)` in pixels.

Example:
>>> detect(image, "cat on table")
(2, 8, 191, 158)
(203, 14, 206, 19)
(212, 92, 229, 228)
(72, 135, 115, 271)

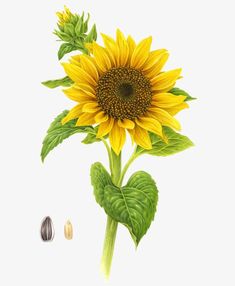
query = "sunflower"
(61, 29, 188, 155)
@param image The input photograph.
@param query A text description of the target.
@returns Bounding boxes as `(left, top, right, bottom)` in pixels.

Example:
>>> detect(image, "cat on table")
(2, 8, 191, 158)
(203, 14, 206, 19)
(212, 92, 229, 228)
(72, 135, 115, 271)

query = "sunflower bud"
(64, 220, 73, 240)
(54, 6, 97, 60)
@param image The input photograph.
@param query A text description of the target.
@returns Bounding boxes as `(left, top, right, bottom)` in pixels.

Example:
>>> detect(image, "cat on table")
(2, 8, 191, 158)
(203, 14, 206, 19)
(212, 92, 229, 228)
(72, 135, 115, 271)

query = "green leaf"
(41, 76, 73, 89)
(41, 110, 94, 162)
(58, 43, 77, 60)
(136, 127, 194, 157)
(169, 87, 196, 101)
(90, 162, 113, 207)
(85, 24, 97, 43)
(103, 171, 158, 246)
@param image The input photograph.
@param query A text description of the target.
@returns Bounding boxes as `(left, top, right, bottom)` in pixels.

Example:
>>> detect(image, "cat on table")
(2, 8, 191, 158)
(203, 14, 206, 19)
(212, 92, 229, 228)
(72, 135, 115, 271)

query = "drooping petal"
(93, 42, 112, 73)
(97, 117, 114, 137)
(109, 120, 126, 155)
(61, 104, 83, 125)
(136, 116, 162, 137)
(116, 29, 129, 66)
(79, 55, 99, 82)
(148, 107, 181, 130)
(82, 102, 99, 113)
(142, 49, 167, 71)
(76, 112, 96, 126)
(151, 69, 182, 91)
(144, 52, 169, 79)
(95, 111, 109, 123)
(151, 93, 187, 108)
(130, 36, 152, 69)
(133, 125, 152, 149)
(63, 87, 96, 102)
(164, 102, 189, 116)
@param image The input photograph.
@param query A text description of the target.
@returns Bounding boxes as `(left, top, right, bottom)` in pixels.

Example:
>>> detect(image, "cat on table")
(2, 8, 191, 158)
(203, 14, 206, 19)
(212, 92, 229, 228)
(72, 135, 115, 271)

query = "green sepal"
(58, 43, 78, 60)
(84, 24, 97, 43)
(103, 171, 158, 246)
(75, 12, 84, 36)
(169, 87, 196, 101)
(136, 127, 194, 157)
(90, 162, 113, 207)
(41, 110, 95, 162)
(82, 127, 101, 144)
(63, 23, 75, 37)
(41, 76, 73, 89)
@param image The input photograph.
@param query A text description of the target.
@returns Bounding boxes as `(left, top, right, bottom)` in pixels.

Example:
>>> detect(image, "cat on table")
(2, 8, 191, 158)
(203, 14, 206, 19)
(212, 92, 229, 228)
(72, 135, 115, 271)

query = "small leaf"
(90, 162, 113, 207)
(169, 87, 196, 101)
(136, 127, 194, 157)
(41, 110, 94, 162)
(41, 76, 73, 89)
(58, 43, 77, 60)
(103, 171, 158, 246)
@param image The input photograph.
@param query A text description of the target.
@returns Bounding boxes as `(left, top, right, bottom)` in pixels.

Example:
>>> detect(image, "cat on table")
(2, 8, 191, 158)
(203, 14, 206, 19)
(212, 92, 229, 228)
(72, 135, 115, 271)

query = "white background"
(0, 0, 235, 285)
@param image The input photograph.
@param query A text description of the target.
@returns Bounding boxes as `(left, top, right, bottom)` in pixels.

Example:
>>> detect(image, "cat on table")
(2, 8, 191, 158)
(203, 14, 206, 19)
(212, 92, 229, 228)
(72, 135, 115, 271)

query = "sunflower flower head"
(62, 29, 189, 155)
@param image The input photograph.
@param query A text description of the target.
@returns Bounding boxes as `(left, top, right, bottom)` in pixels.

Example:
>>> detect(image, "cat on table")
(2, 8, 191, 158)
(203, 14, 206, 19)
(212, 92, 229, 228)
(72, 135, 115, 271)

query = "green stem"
(118, 146, 138, 186)
(101, 149, 121, 278)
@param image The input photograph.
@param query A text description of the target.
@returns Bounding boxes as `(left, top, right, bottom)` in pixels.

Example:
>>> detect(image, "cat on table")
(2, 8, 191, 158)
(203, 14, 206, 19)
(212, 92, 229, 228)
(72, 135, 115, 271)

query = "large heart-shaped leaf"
(103, 171, 158, 246)
(90, 162, 113, 207)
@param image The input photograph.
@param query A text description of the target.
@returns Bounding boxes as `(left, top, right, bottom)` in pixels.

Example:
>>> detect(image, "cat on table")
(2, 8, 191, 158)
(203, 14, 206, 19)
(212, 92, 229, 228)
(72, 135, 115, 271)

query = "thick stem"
(101, 149, 121, 278)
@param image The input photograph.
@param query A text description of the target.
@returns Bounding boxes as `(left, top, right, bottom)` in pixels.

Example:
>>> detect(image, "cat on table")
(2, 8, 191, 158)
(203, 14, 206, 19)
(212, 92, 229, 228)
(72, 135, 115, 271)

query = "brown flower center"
(96, 67, 152, 120)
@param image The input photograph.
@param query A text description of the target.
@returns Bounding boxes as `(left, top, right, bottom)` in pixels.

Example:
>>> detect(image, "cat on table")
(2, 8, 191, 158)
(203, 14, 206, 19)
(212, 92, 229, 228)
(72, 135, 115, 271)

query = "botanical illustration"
(41, 6, 195, 278)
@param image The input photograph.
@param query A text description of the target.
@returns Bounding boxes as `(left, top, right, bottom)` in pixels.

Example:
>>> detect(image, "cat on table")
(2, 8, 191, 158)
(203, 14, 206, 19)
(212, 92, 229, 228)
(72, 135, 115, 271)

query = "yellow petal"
(148, 107, 181, 130)
(93, 42, 112, 73)
(142, 49, 167, 71)
(101, 33, 118, 66)
(109, 121, 126, 155)
(61, 105, 83, 125)
(164, 102, 189, 116)
(144, 53, 169, 78)
(136, 116, 162, 137)
(70, 55, 81, 67)
(130, 36, 152, 69)
(63, 87, 96, 102)
(76, 112, 96, 126)
(82, 102, 99, 113)
(118, 118, 135, 129)
(127, 35, 136, 63)
(127, 128, 135, 144)
(116, 29, 129, 66)
(95, 111, 109, 123)
(151, 93, 187, 108)
(133, 125, 152, 149)
(97, 118, 114, 137)
(151, 69, 182, 91)
(62, 63, 97, 86)
(85, 42, 94, 54)
(74, 82, 96, 94)
(79, 55, 99, 82)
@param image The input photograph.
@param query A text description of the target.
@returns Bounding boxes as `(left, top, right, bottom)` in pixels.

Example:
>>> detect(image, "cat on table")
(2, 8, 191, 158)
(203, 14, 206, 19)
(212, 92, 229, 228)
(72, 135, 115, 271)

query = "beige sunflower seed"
(64, 220, 73, 240)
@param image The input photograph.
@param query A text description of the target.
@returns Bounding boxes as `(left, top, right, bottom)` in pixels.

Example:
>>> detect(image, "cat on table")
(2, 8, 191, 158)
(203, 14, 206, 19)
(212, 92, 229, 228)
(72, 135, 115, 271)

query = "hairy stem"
(101, 149, 121, 278)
